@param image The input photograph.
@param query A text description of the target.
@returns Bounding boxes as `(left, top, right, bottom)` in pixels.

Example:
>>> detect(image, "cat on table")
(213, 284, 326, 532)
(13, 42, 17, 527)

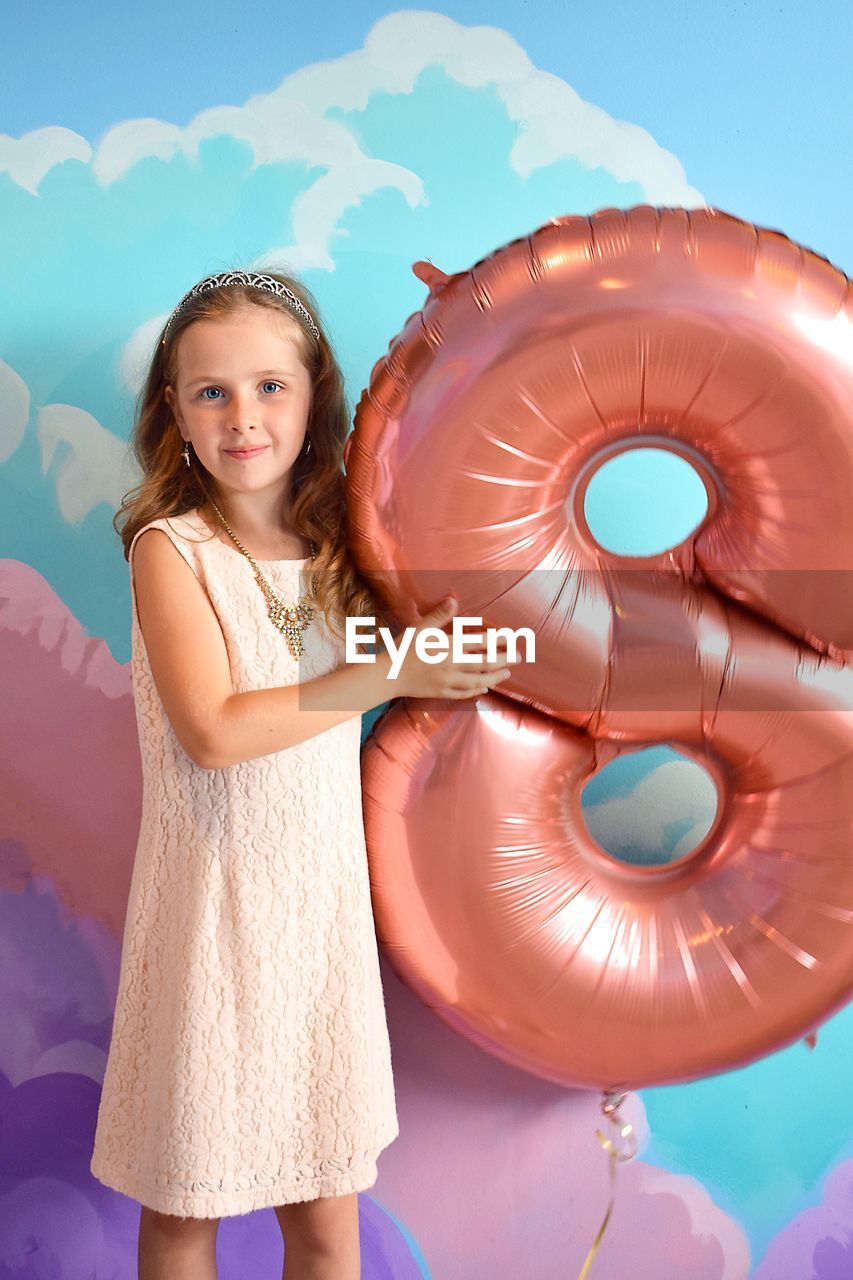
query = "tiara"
(162, 271, 321, 341)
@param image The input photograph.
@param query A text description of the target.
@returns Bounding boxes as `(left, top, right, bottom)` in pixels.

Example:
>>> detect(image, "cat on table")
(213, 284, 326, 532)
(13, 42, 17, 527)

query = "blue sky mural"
(2, 4, 852, 1275)
(5, 0, 851, 277)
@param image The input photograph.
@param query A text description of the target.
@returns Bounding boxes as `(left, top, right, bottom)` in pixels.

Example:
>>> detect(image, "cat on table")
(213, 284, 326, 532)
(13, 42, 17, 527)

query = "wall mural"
(1, 8, 851, 1277)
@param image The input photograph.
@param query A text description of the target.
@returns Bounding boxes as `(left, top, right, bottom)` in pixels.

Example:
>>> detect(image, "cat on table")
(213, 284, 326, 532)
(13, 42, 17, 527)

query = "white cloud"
(253, 159, 426, 272)
(92, 118, 185, 184)
(0, 360, 140, 518)
(93, 57, 428, 275)
(93, 98, 393, 185)
(583, 757, 719, 863)
(0, 126, 92, 195)
(36, 404, 139, 524)
(119, 316, 168, 396)
(257, 11, 704, 203)
(0, 10, 703, 221)
(0, 358, 30, 462)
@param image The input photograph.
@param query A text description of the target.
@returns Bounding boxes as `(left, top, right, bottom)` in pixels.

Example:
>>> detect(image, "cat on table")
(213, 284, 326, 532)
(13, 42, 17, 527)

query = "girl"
(89, 268, 512, 1280)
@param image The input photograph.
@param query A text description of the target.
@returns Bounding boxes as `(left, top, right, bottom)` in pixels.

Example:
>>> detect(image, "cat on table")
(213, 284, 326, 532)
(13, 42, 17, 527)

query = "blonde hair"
(113, 269, 384, 641)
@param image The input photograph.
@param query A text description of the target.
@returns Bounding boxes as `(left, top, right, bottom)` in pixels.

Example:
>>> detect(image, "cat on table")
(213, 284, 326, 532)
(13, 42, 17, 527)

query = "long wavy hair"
(114, 269, 384, 641)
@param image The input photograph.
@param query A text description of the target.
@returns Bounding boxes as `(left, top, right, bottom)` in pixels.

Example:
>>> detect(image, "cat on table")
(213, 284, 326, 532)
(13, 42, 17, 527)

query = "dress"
(90, 507, 399, 1218)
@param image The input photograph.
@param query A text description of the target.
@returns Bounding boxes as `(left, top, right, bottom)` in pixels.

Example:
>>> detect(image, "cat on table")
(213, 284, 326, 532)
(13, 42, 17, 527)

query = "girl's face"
(165, 304, 313, 502)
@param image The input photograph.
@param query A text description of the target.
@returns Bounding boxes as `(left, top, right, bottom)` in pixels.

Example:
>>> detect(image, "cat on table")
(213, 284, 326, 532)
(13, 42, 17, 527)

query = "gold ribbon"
(576, 1090, 639, 1280)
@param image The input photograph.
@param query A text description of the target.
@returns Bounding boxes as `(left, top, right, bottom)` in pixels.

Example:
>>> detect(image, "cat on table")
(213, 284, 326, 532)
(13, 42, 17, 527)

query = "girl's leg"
(138, 1204, 220, 1280)
(275, 1191, 360, 1280)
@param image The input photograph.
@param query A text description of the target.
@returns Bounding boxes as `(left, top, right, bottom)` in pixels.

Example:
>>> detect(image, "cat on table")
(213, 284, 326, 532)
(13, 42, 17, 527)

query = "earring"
(182, 442, 191, 467)
(304, 435, 312, 456)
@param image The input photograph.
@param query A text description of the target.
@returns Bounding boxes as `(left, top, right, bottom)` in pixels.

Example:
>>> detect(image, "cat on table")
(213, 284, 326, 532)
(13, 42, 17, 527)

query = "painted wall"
(1, 3, 851, 1276)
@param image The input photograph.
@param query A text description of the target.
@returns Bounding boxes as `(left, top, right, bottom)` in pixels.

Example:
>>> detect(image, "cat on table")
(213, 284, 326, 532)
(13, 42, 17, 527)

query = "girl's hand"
(391, 597, 513, 700)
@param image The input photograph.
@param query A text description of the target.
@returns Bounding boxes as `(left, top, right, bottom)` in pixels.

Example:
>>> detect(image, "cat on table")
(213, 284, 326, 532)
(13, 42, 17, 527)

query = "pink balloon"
(346, 205, 853, 1090)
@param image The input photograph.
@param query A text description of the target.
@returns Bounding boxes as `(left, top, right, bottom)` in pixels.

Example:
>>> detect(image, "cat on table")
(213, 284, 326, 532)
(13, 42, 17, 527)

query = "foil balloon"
(345, 205, 853, 1091)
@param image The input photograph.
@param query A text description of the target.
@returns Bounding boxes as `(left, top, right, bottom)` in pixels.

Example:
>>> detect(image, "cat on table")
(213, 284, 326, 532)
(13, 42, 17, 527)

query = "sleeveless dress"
(89, 507, 399, 1219)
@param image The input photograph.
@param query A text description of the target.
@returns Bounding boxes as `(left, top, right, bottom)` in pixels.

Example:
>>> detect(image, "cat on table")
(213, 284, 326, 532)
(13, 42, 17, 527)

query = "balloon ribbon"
(577, 1090, 638, 1280)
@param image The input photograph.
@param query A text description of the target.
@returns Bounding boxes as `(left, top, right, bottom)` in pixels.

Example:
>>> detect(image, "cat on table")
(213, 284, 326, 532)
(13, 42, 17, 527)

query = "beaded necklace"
(210, 501, 317, 660)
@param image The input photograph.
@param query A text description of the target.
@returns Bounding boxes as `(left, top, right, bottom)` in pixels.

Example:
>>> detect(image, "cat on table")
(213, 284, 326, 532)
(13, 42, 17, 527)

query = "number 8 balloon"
(344, 205, 853, 1091)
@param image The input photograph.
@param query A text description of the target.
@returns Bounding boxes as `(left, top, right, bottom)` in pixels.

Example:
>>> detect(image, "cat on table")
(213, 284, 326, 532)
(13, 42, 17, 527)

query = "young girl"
(89, 268, 512, 1280)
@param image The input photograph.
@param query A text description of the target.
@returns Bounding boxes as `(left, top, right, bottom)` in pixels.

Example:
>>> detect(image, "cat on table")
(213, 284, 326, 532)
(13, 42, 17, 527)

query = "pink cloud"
(0, 559, 140, 939)
(375, 956, 751, 1277)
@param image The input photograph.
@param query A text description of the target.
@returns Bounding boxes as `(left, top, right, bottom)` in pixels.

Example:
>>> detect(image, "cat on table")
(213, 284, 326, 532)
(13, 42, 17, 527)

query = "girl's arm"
(131, 527, 511, 770)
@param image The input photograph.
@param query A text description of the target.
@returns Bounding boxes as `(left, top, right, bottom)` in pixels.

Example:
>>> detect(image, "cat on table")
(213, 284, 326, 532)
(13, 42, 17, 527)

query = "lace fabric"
(89, 508, 399, 1218)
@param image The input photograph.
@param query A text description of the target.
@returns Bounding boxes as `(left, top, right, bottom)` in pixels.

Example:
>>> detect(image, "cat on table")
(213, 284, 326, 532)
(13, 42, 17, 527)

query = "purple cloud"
(755, 1160, 853, 1280)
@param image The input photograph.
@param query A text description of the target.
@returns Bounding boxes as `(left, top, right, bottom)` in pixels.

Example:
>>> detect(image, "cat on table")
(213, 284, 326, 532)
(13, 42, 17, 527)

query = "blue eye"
(196, 381, 283, 400)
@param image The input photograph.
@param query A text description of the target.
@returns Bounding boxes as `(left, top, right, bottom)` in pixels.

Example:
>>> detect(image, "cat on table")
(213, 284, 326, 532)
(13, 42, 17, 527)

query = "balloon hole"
(583, 446, 709, 557)
(580, 745, 719, 869)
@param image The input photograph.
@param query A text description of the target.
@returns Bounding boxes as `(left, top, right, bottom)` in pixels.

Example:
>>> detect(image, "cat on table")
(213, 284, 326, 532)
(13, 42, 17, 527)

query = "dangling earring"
(304, 435, 312, 456)
(182, 442, 191, 467)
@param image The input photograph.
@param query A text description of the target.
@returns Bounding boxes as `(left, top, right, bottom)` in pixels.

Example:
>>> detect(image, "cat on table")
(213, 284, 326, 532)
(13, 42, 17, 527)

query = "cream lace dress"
(90, 507, 399, 1218)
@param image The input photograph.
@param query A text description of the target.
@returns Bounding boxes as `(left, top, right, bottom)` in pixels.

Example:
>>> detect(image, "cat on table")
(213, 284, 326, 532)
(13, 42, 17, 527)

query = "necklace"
(209, 500, 317, 660)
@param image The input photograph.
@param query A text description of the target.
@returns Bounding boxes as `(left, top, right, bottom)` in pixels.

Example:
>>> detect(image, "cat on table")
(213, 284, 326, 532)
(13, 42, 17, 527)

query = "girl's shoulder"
(128, 507, 215, 574)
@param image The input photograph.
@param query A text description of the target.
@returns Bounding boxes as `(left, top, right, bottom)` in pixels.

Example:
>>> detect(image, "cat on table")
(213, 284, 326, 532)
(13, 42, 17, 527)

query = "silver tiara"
(162, 271, 321, 341)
